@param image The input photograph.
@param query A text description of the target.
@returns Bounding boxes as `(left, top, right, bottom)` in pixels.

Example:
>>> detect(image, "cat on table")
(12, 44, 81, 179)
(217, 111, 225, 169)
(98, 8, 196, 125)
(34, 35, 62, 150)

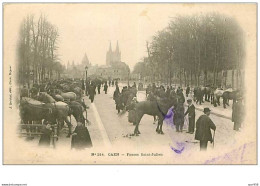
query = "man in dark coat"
(232, 97, 244, 131)
(184, 99, 195, 134)
(195, 108, 216, 151)
(177, 90, 185, 104)
(174, 103, 185, 132)
(39, 124, 52, 147)
(132, 82, 137, 88)
(89, 84, 96, 103)
(196, 87, 203, 105)
(104, 82, 108, 94)
(71, 122, 92, 150)
(97, 83, 101, 94)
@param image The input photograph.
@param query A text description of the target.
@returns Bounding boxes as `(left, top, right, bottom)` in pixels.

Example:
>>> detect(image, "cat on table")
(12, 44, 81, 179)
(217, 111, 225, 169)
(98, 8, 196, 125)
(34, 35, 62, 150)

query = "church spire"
(116, 41, 119, 52)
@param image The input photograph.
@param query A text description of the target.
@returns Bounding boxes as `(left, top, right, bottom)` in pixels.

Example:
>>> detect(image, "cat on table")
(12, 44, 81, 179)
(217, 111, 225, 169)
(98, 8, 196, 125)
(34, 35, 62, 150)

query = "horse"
(132, 97, 175, 136)
(213, 88, 239, 108)
(37, 93, 74, 136)
(54, 89, 77, 101)
(19, 97, 52, 124)
(201, 86, 211, 102)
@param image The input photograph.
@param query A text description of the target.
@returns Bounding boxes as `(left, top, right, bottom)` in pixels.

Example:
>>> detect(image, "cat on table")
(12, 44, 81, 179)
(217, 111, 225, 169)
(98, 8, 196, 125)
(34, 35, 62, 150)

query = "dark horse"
(133, 98, 175, 136)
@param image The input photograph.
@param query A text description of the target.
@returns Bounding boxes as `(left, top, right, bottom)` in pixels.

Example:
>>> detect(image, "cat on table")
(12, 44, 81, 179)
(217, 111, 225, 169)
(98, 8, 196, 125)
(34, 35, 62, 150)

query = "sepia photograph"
(2, 3, 257, 164)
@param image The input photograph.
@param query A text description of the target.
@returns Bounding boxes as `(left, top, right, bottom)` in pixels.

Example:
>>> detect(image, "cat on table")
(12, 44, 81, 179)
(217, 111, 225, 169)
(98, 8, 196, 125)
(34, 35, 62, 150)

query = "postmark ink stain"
(170, 146, 185, 154)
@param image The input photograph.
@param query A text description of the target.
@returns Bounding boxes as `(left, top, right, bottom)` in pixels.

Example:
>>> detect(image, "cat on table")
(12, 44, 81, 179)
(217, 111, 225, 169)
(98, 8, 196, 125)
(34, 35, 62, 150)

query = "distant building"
(106, 41, 121, 66)
(63, 43, 130, 81)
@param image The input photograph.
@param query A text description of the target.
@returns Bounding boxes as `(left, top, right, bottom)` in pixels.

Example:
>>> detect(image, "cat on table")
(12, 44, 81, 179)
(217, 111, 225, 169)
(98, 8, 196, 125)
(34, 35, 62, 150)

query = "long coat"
(174, 104, 185, 126)
(184, 104, 195, 120)
(89, 86, 96, 100)
(195, 115, 216, 142)
(39, 127, 52, 147)
(71, 125, 92, 149)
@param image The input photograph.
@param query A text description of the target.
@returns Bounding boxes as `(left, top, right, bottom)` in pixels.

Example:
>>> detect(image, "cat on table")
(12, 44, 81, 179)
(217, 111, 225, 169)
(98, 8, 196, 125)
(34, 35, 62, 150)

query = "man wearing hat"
(184, 99, 195, 134)
(195, 107, 216, 151)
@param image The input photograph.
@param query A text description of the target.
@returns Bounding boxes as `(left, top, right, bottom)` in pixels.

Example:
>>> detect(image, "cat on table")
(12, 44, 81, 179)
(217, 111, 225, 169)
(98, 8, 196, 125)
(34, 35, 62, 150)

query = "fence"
(18, 124, 58, 148)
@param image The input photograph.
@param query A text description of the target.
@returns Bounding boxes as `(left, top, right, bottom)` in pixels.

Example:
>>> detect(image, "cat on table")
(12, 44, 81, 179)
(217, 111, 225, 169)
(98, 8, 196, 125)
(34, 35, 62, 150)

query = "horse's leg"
(223, 97, 227, 109)
(134, 112, 143, 136)
(156, 122, 160, 133)
(153, 115, 156, 124)
(227, 99, 230, 106)
(158, 117, 164, 134)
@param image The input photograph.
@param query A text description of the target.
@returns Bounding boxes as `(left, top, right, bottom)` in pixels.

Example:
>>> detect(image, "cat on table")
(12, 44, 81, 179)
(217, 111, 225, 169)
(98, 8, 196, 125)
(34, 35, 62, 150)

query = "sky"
(4, 3, 256, 70)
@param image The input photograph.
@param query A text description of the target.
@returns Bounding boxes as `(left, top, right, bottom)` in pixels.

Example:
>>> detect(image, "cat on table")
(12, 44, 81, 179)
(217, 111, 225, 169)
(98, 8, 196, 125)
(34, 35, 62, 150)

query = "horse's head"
(38, 92, 56, 103)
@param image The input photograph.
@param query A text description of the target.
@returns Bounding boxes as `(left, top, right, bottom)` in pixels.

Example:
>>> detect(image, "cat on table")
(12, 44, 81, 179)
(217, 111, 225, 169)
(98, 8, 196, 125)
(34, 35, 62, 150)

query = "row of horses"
(19, 81, 88, 137)
(194, 86, 242, 108)
(113, 84, 243, 136)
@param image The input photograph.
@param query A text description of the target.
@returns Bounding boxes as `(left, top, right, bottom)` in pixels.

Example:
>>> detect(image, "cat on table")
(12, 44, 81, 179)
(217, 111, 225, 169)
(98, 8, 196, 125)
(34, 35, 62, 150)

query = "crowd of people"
(120, 82, 245, 151)
(20, 77, 245, 151)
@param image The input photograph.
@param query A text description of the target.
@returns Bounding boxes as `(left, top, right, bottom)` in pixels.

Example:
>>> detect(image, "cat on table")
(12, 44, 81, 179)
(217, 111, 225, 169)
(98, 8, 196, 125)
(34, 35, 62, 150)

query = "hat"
(187, 99, 192, 102)
(203, 108, 211, 113)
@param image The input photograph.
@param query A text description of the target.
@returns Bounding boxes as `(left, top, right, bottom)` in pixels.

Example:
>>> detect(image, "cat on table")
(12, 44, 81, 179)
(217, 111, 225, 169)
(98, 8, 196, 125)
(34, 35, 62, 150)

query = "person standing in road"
(97, 83, 101, 94)
(195, 108, 216, 151)
(89, 84, 96, 103)
(184, 99, 195, 134)
(104, 82, 108, 94)
(232, 97, 244, 131)
(174, 102, 185, 132)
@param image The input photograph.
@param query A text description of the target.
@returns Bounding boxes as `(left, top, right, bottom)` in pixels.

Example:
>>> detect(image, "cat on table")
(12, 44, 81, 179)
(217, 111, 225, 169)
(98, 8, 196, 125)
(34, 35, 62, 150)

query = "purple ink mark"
(164, 106, 175, 128)
(170, 142, 186, 154)
(170, 146, 185, 154)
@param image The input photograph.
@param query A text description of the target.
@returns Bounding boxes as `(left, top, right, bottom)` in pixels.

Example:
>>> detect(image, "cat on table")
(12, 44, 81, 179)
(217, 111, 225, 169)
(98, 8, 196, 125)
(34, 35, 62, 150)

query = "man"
(133, 82, 136, 88)
(89, 84, 96, 103)
(104, 82, 108, 94)
(97, 83, 101, 94)
(196, 87, 203, 105)
(195, 108, 216, 151)
(232, 97, 244, 131)
(186, 85, 190, 97)
(177, 89, 185, 104)
(174, 102, 185, 132)
(184, 99, 195, 134)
